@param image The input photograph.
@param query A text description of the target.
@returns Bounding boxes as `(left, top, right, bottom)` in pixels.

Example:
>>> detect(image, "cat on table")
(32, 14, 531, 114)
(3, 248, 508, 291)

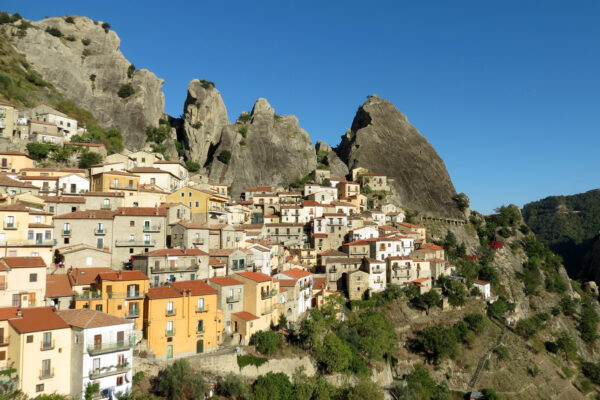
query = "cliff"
(7, 16, 164, 149)
(336, 95, 461, 218)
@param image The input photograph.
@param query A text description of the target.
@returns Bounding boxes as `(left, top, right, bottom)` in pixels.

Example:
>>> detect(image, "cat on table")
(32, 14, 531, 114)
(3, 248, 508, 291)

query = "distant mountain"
(522, 189, 600, 277)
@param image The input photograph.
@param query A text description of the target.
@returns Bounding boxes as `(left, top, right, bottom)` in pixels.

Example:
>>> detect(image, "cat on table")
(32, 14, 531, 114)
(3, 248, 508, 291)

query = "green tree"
(155, 359, 207, 400)
(185, 160, 200, 173)
(127, 64, 136, 78)
(217, 150, 232, 164)
(453, 193, 470, 211)
(345, 376, 383, 400)
(555, 331, 577, 360)
(439, 277, 467, 307)
(412, 290, 441, 314)
(251, 372, 293, 400)
(578, 300, 599, 342)
(352, 310, 397, 361)
(26, 142, 54, 161)
(217, 373, 248, 399)
(278, 314, 288, 330)
(418, 324, 458, 364)
(464, 313, 486, 335)
(316, 333, 352, 373)
(117, 83, 135, 98)
(249, 330, 282, 355)
(79, 151, 103, 168)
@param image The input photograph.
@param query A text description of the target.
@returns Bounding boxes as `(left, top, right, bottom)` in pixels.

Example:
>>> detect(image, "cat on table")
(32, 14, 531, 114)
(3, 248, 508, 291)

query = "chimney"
(118, 270, 122, 279)
(16, 308, 21, 317)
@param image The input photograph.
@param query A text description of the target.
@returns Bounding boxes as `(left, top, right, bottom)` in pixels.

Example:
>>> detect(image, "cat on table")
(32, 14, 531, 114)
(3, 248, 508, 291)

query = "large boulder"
(9, 16, 164, 149)
(336, 95, 461, 218)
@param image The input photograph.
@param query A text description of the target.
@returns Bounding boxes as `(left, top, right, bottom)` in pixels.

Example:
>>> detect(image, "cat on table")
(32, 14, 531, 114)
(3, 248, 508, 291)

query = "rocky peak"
(251, 98, 274, 117)
(336, 95, 461, 218)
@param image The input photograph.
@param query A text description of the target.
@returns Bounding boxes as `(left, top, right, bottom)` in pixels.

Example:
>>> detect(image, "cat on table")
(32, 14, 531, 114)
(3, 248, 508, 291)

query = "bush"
(127, 64, 136, 78)
(581, 362, 600, 385)
(65, 16, 75, 24)
(45, 27, 63, 37)
(494, 345, 511, 361)
(185, 161, 200, 173)
(252, 372, 293, 400)
(239, 125, 248, 137)
(65, 35, 76, 42)
(238, 112, 252, 123)
(199, 79, 215, 89)
(117, 83, 135, 98)
(237, 354, 268, 368)
(578, 300, 599, 342)
(559, 296, 578, 316)
(316, 333, 352, 373)
(515, 314, 547, 338)
(464, 313, 486, 335)
(217, 150, 231, 164)
(26, 142, 55, 161)
(101, 22, 110, 33)
(217, 373, 248, 399)
(249, 330, 282, 355)
(78, 152, 103, 168)
(417, 324, 458, 364)
(453, 192, 470, 211)
(155, 359, 208, 400)
(81, 38, 91, 46)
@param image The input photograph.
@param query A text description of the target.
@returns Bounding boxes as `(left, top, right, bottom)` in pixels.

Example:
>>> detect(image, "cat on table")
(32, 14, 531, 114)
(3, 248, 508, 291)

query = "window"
(27, 230, 34, 241)
(45, 230, 51, 240)
(103, 199, 110, 208)
(195, 201, 199, 207)
(96, 238, 103, 249)
(227, 303, 232, 311)
(167, 301, 174, 314)
(41, 359, 51, 377)
(188, 192, 192, 197)
(117, 376, 124, 386)
(130, 221, 135, 227)
(180, 192, 184, 197)
(197, 320, 204, 333)
(12, 294, 20, 307)
(43, 332, 52, 347)
(26, 335, 33, 343)
(129, 234, 134, 241)
(34, 215, 42, 223)
(36, 384, 44, 393)
(29, 273, 37, 282)
(166, 321, 174, 335)
(49, 206, 55, 213)
(63, 223, 70, 233)
(95, 305, 102, 311)
(197, 298, 204, 311)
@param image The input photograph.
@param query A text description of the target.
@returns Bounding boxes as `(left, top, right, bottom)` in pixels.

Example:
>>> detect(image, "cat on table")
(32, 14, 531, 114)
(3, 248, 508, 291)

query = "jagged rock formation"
(181, 79, 230, 163)
(336, 95, 461, 218)
(8, 16, 164, 148)
(315, 140, 348, 179)
(207, 98, 316, 198)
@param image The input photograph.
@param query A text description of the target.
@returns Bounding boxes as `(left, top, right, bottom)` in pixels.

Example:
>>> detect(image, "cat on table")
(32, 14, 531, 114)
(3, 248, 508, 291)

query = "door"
(35, 233, 43, 244)
(116, 331, 124, 346)
(94, 334, 102, 349)
(196, 340, 203, 354)
(93, 358, 100, 373)
(166, 345, 173, 359)
(70, 183, 76, 193)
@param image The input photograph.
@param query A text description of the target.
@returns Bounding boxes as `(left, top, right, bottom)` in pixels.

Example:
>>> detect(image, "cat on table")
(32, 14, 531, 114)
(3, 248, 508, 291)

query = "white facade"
(308, 189, 338, 204)
(39, 113, 78, 139)
(473, 279, 491, 299)
(365, 259, 386, 293)
(248, 244, 273, 275)
(349, 226, 379, 241)
(370, 238, 410, 261)
(58, 174, 90, 195)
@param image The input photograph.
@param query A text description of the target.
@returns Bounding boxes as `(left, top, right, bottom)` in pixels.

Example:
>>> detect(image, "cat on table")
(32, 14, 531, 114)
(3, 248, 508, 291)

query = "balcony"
(372, 268, 384, 274)
(34, 239, 56, 246)
(143, 225, 161, 232)
(87, 338, 135, 355)
(89, 363, 131, 379)
(39, 368, 54, 380)
(101, 204, 111, 210)
(107, 291, 143, 300)
(62, 230, 71, 236)
(226, 295, 240, 303)
(192, 239, 205, 245)
(94, 228, 106, 235)
(75, 291, 102, 300)
(165, 329, 175, 337)
(124, 309, 140, 318)
(261, 289, 277, 300)
(40, 339, 55, 351)
(261, 307, 275, 315)
(151, 264, 199, 274)
(109, 183, 137, 191)
(115, 240, 155, 247)
(195, 305, 209, 313)
(165, 308, 176, 317)
(3, 222, 17, 230)
(0, 282, 7, 291)
(0, 336, 9, 346)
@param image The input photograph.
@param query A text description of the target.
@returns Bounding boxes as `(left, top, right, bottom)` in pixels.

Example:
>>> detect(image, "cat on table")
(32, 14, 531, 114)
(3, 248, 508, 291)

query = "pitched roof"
(0, 151, 32, 159)
(343, 240, 369, 246)
(46, 275, 75, 297)
(146, 286, 182, 299)
(20, 167, 85, 173)
(94, 170, 139, 177)
(142, 248, 208, 257)
(209, 248, 238, 257)
(57, 309, 131, 328)
(209, 257, 226, 266)
(0, 307, 19, 321)
(82, 191, 125, 197)
(99, 270, 148, 281)
(326, 257, 363, 264)
(0, 257, 46, 269)
(313, 277, 327, 290)
(53, 209, 115, 219)
(0, 174, 38, 188)
(232, 311, 259, 321)
(278, 279, 297, 287)
(318, 249, 346, 256)
(207, 277, 243, 286)
(114, 207, 167, 217)
(38, 195, 86, 204)
(10, 307, 70, 333)
(236, 271, 272, 283)
(171, 280, 217, 296)
(473, 279, 490, 285)
(68, 267, 112, 286)
(282, 268, 312, 280)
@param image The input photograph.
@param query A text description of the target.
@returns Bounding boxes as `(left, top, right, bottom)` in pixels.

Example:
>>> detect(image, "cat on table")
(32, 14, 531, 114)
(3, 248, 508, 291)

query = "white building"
(58, 174, 90, 195)
(363, 258, 386, 293)
(473, 279, 491, 299)
(275, 268, 313, 321)
(349, 226, 379, 241)
(307, 188, 338, 204)
(38, 112, 78, 139)
(247, 243, 273, 276)
(369, 238, 411, 261)
(57, 309, 135, 400)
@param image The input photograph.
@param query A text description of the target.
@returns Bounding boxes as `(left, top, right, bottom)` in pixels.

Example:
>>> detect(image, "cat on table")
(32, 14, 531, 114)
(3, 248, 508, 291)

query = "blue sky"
(9, 1, 600, 214)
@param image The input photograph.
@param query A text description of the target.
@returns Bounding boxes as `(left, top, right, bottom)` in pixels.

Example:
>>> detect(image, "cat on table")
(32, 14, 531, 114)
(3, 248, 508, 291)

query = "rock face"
(208, 98, 316, 198)
(336, 95, 460, 218)
(181, 79, 230, 163)
(315, 141, 349, 179)
(9, 16, 164, 149)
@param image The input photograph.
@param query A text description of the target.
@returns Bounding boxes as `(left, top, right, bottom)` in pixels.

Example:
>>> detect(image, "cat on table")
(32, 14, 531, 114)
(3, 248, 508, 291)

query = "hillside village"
(0, 98, 506, 399)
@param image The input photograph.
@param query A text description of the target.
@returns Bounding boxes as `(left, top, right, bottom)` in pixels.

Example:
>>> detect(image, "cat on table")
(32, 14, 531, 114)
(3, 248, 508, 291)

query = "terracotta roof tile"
(232, 311, 259, 321)
(282, 268, 312, 280)
(99, 270, 148, 281)
(57, 309, 132, 328)
(54, 209, 115, 219)
(141, 249, 208, 257)
(0, 307, 19, 321)
(46, 275, 75, 297)
(171, 280, 217, 296)
(68, 267, 112, 286)
(114, 207, 167, 217)
(0, 256, 45, 269)
(146, 286, 181, 299)
(207, 277, 243, 286)
(236, 271, 272, 283)
(10, 307, 70, 333)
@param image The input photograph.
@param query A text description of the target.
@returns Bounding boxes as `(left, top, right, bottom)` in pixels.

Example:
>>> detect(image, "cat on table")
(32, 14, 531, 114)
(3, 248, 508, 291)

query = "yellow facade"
(20, 168, 86, 178)
(91, 172, 140, 193)
(144, 281, 223, 358)
(74, 271, 149, 331)
(0, 152, 35, 173)
(0, 206, 55, 266)
(233, 272, 280, 341)
(166, 186, 227, 215)
(0, 103, 17, 140)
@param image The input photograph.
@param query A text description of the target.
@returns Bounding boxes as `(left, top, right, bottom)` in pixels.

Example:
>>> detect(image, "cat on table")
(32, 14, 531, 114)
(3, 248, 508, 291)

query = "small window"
(36, 384, 44, 393)
(130, 221, 135, 227)
(26, 335, 33, 343)
(29, 273, 37, 282)
(117, 376, 124, 386)
(0, 351, 5, 360)
(180, 192, 184, 197)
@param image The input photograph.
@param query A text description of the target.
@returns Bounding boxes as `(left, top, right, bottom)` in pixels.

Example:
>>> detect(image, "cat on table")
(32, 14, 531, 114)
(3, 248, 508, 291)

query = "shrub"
(217, 150, 231, 164)
(185, 161, 200, 173)
(578, 300, 599, 342)
(81, 38, 91, 46)
(89, 74, 96, 82)
(101, 22, 110, 33)
(559, 296, 578, 316)
(199, 79, 214, 89)
(65, 35, 76, 42)
(117, 83, 134, 98)
(238, 125, 248, 137)
(65, 16, 75, 24)
(45, 27, 63, 37)
(494, 345, 511, 360)
(217, 373, 248, 399)
(581, 362, 600, 385)
(238, 112, 252, 123)
(79, 152, 103, 168)
(155, 359, 208, 400)
(252, 372, 293, 400)
(146, 123, 170, 144)
(236, 354, 267, 368)
(464, 313, 486, 335)
(316, 333, 352, 373)
(127, 64, 135, 78)
(249, 330, 282, 355)
(26, 142, 54, 161)
(453, 192, 470, 211)
(417, 324, 458, 364)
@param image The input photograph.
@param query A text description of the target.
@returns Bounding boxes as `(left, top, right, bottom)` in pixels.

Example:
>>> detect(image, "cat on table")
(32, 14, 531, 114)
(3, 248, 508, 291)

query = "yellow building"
(231, 271, 280, 343)
(0, 152, 35, 173)
(0, 102, 17, 140)
(0, 307, 18, 370)
(20, 168, 86, 179)
(8, 307, 71, 398)
(91, 171, 140, 193)
(0, 257, 47, 308)
(0, 204, 55, 266)
(144, 280, 222, 358)
(166, 186, 228, 224)
(74, 270, 149, 331)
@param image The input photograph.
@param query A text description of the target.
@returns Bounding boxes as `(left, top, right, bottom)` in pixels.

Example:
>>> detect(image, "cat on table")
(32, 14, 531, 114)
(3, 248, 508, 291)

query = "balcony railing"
(3, 222, 17, 230)
(261, 307, 275, 315)
(40, 339, 55, 351)
(94, 228, 106, 235)
(143, 225, 161, 232)
(226, 295, 240, 303)
(165, 329, 175, 337)
(261, 289, 277, 299)
(196, 305, 209, 313)
(34, 239, 56, 246)
(151, 264, 199, 273)
(109, 184, 137, 190)
(115, 240, 156, 247)
(101, 204, 111, 210)
(107, 291, 143, 300)
(165, 308, 176, 317)
(372, 268, 384, 274)
(39, 368, 54, 380)
(89, 363, 131, 379)
(62, 230, 71, 236)
(87, 338, 135, 355)
(75, 291, 102, 300)
(124, 308, 140, 318)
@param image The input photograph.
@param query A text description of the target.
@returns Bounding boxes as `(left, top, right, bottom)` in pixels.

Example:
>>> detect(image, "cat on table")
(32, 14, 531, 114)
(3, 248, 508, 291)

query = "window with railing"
(41, 332, 53, 350)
